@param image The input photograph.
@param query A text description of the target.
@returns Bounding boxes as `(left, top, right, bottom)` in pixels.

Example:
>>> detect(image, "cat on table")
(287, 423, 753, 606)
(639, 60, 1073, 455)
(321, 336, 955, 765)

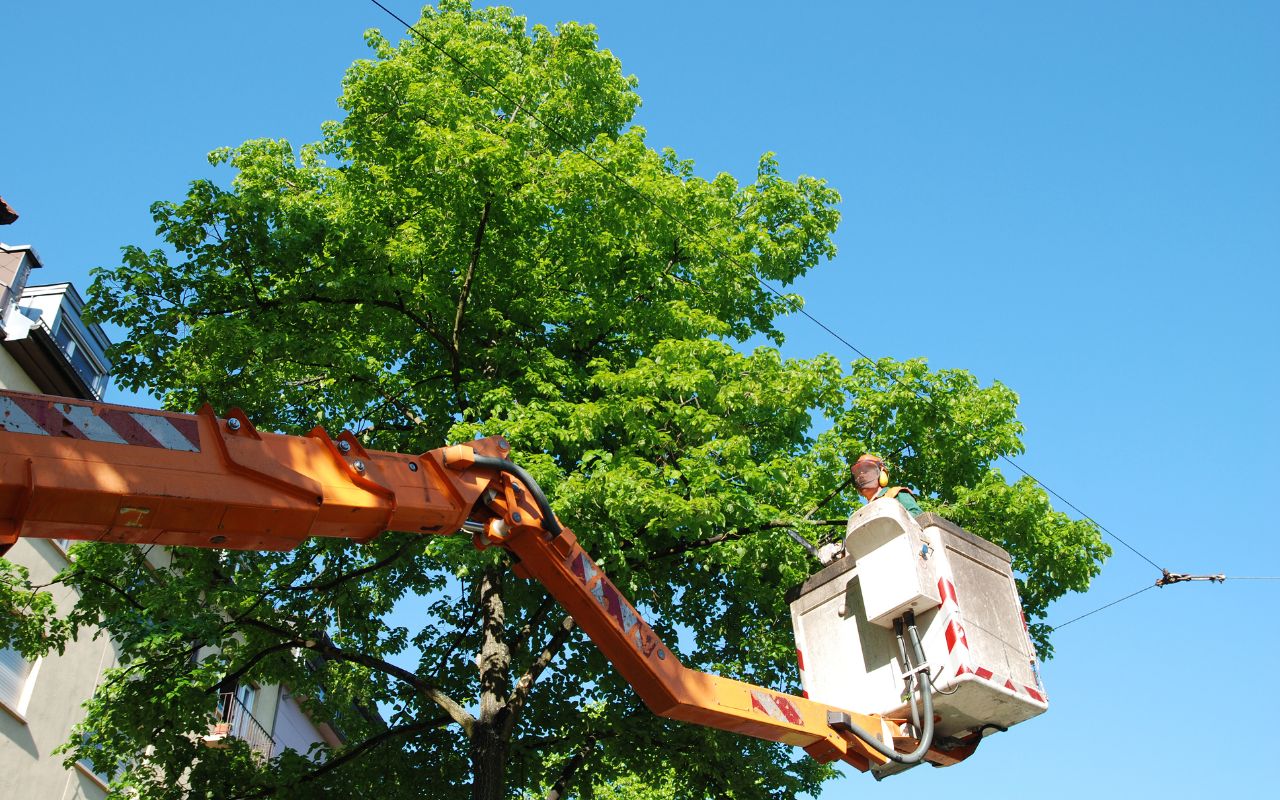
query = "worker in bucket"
(815, 454, 926, 564)
(852, 454, 923, 518)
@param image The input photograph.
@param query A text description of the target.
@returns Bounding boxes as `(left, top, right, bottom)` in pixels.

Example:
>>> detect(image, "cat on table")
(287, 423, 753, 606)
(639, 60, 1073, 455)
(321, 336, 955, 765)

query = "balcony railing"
(205, 691, 277, 759)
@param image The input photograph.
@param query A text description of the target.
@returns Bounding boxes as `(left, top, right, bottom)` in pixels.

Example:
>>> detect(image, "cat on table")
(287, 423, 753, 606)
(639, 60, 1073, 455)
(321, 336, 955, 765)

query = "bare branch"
(449, 197, 492, 412)
(501, 614, 576, 738)
(545, 734, 599, 800)
(508, 594, 556, 659)
(240, 617, 476, 735)
(284, 540, 415, 595)
(432, 603, 481, 677)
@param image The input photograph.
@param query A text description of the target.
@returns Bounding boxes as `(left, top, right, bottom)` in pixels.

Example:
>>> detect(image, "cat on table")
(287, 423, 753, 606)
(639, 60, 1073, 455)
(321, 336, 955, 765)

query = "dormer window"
(1, 279, 111, 400)
(52, 317, 109, 398)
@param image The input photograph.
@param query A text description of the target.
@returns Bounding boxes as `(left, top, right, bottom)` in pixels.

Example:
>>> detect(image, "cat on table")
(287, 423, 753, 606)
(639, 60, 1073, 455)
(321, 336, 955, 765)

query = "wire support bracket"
(1155, 569, 1225, 588)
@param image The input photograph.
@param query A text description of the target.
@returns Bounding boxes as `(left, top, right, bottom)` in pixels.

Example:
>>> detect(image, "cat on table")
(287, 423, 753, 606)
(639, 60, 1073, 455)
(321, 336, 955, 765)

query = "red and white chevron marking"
(938, 576, 959, 607)
(795, 648, 810, 698)
(936, 577, 971, 663)
(750, 690, 804, 726)
(935, 567, 1047, 704)
(955, 662, 1046, 704)
(0, 395, 201, 452)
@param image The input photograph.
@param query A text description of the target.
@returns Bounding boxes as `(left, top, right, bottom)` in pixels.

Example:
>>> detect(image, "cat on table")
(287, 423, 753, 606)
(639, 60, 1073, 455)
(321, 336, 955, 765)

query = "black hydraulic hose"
(893, 619, 922, 734)
(470, 454, 564, 537)
(828, 620, 935, 766)
(904, 623, 935, 754)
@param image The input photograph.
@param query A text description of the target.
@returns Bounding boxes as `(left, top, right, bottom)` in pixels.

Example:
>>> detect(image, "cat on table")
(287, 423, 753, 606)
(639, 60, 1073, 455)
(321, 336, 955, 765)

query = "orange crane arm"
(0, 389, 954, 772)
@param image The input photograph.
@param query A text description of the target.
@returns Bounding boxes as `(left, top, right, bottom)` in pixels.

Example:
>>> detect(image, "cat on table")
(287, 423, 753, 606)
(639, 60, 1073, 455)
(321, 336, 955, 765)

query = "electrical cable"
(1049, 584, 1155, 631)
(995, 456, 1162, 571)
(1050, 574, 1277, 629)
(363, 1, 1221, 581)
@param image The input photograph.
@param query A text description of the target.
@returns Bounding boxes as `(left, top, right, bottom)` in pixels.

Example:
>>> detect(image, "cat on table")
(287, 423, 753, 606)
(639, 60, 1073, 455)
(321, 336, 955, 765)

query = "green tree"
(1, 4, 1106, 799)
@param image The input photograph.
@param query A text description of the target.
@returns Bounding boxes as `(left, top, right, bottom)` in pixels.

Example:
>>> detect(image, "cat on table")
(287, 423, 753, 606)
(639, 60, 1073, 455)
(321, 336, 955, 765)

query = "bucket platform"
(788, 500, 1047, 773)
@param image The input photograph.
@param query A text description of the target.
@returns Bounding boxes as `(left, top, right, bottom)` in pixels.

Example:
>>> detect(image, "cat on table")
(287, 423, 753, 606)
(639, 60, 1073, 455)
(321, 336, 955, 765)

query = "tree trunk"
(471, 722, 510, 800)
(471, 565, 511, 800)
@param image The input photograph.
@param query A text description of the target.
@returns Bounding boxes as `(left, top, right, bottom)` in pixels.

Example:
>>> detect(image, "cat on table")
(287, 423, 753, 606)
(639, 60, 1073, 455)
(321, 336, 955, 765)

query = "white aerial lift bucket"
(788, 500, 1047, 776)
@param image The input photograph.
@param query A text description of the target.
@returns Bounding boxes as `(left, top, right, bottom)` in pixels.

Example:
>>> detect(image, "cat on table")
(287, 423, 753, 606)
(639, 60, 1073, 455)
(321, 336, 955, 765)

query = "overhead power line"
(995, 456, 1162, 571)
(1215, 575, 1280, 581)
(1154, 570, 1223, 587)
(1050, 584, 1155, 631)
(1051, 571, 1280, 630)
(362, 1, 1225, 583)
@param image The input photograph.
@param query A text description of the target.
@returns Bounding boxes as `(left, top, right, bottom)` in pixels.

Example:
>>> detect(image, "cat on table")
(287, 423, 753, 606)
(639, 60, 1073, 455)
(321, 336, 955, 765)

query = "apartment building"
(0, 238, 336, 798)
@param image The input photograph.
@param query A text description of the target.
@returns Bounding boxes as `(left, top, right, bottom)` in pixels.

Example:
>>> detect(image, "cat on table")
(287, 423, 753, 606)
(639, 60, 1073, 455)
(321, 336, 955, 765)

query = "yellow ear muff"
(878, 468, 889, 487)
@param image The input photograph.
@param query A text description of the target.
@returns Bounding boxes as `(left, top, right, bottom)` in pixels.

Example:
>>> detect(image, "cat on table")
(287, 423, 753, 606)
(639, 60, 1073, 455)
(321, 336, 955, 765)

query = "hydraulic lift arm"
(0, 389, 959, 772)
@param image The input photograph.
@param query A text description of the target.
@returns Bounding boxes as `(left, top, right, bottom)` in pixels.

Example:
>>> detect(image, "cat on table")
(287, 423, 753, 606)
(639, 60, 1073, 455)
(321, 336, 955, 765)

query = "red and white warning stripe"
(936, 576, 971, 664)
(795, 648, 810, 698)
(955, 662, 1047, 705)
(0, 395, 201, 452)
(750, 690, 805, 726)
(934, 563, 1047, 704)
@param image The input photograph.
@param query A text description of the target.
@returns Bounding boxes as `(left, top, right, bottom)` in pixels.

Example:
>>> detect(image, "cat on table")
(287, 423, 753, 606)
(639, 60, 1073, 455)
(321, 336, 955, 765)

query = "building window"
(0, 646, 38, 719)
(236, 682, 257, 717)
(51, 318, 108, 396)
(76, 732, 124, 788)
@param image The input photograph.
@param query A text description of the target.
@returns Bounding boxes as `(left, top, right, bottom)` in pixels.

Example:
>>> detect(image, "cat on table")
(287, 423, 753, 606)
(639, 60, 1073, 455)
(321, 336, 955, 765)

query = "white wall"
(0, 538, 115, 800)
(271, 689, 328, 760)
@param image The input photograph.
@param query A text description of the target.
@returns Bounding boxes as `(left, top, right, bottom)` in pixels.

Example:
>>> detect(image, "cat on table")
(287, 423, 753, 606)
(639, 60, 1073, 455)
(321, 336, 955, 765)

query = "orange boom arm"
(0, 389, 959, 772)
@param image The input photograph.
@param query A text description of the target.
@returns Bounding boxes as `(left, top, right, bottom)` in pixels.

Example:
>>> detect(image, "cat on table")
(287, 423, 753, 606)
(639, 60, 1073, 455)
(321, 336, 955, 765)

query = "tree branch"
(648, 519, 847, 560)
(210, 640, 298, 694)
(240, 617, 476, 735)
(449, 197, 492, 412)
(432, 602, 481, 677)
(501, 614, 575, 738)
(232, 715, 449, 799)
(508, 594, 556, 660)
(69, 570, 147, 612)
(545, 734, 599, 800)
(295, 715, 448, 785)
(203, 292, 451, 352)
(283, 540, 414, 595)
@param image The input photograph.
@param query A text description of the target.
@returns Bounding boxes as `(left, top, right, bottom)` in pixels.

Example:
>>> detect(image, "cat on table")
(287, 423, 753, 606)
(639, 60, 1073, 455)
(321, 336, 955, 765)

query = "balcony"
(205, 691, 277, 759)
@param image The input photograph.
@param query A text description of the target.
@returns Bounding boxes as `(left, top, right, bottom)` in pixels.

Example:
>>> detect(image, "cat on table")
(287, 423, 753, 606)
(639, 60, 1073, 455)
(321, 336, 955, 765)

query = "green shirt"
(875, 487, 923, 518)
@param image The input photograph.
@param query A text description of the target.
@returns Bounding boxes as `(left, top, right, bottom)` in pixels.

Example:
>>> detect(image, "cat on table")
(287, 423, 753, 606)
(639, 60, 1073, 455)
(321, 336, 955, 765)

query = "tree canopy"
(1, 3, 1107, 798)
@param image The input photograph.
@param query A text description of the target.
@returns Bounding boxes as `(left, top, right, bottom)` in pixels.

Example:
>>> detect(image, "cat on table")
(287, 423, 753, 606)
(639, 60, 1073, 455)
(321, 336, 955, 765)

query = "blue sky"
(4, 1, 1278, 796)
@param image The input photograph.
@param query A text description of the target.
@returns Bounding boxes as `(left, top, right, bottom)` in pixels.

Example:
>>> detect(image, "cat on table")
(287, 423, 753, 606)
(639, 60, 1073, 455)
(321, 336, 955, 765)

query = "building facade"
(0, 241, 334, 798)
(0, 241, 119, 798)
